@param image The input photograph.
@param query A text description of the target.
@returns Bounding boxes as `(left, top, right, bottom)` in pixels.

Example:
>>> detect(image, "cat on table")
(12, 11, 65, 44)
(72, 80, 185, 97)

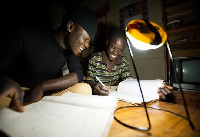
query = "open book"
(110, 78, 163, 105)
(0, 92, 118, 137)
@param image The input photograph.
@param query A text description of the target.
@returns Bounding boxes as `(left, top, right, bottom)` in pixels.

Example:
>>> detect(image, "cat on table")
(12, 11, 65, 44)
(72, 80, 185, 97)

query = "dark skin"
(0, 21, 91, 111)
(87, 35, 172, 98)
(157, 83, 172, 100)
(23, 72, 79, 103)
(87, 36, 126, 96)
(0, 76, 24, 112)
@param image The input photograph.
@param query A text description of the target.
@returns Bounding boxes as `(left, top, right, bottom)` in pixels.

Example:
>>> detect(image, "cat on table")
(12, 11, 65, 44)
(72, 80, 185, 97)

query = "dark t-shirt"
(0, 27, 83, 88)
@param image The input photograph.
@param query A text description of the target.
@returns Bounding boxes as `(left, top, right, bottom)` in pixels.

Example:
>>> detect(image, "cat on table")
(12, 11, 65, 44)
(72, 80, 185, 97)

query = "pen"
(95, 76, 111, 94)
(95, 76, 106, 88)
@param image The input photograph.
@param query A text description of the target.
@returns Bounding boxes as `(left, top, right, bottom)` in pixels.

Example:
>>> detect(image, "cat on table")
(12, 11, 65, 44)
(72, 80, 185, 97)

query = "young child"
(86, 29, 132, 95)
(86, 29, 172, 98)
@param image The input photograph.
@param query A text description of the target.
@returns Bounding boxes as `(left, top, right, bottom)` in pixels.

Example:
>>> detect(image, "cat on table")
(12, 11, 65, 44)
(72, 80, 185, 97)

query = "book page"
(0, 96, 116, 137)
(42, 92, 118, 111)
(110, 78, 163, 104)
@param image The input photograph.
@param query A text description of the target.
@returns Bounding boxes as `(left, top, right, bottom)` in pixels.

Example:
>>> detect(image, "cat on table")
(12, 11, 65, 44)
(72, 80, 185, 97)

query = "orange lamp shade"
(126, 19, 167, 50)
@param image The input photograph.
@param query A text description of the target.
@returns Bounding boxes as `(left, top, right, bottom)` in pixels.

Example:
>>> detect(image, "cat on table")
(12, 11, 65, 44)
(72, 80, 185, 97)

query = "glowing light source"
(114, 19, 195, 131)
(126, 19, 167, 50)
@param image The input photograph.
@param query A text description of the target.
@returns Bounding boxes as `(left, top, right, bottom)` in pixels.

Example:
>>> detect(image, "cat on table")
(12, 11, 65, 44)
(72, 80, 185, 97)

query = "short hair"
(109, 29, 126, 41)
(59, 6, 97, 40)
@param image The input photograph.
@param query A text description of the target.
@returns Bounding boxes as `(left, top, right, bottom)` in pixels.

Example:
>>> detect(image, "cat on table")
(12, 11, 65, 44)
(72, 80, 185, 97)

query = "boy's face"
(67, 24, 91, 56)
(106, 37, 126, 62)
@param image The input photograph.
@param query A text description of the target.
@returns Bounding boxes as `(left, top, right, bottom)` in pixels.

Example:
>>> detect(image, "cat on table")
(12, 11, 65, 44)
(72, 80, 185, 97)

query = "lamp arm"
(166, 41, 195, 130)
(126, 37, 151, 130)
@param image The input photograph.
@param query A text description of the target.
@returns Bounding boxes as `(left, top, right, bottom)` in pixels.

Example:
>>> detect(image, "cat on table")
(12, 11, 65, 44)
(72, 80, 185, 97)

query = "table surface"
(108, 101, 200, 137)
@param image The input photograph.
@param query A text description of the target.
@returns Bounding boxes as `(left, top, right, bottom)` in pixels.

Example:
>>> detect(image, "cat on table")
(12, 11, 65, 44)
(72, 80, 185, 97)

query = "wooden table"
(108, 101, 200, 137)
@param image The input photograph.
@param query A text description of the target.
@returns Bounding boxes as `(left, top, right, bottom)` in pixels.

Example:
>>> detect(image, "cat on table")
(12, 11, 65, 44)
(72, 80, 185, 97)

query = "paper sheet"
(42, 92, 117, 111)
(0, 92, 118, 137)
(110, 79, 163, 104)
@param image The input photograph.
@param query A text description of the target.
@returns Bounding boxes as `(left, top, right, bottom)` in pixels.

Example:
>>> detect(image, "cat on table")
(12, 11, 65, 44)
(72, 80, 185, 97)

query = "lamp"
(114, 19, 195, 131)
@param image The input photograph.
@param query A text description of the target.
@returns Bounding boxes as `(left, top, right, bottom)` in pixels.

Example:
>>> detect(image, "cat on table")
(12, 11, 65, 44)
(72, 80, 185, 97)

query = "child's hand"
(157, 82, 173, 100)
(94, 83, 110, 96)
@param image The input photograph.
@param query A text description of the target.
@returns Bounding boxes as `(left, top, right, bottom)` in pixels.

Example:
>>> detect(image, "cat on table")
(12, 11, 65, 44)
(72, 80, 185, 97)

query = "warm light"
(118, 19, 195, 131)
(126, 19, 167, 50)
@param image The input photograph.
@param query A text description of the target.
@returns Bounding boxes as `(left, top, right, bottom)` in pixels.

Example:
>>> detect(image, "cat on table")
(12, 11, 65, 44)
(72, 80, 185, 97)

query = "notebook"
(0, 92, 118, 137)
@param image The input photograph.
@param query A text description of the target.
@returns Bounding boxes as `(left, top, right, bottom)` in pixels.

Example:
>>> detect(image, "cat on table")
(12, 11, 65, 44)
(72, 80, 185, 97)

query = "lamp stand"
(166, 41, 195, 130)
(114, 35, 151, 131)
(114, 39, 195, 131)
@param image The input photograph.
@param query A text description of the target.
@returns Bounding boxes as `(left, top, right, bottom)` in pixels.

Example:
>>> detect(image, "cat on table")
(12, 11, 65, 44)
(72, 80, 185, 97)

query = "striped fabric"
(87, 52, 132, 86)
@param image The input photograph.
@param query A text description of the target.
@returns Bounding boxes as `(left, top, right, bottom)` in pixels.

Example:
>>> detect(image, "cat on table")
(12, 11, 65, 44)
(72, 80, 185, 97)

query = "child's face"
(106, 37, 126, 61)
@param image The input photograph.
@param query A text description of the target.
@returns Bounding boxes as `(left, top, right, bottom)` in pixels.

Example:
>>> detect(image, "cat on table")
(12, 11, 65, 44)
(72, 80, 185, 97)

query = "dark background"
(0, 0, 84, 31)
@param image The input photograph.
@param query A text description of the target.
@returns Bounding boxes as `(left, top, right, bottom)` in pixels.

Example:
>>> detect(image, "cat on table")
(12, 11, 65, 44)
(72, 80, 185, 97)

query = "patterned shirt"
(87, 51, 132, 86)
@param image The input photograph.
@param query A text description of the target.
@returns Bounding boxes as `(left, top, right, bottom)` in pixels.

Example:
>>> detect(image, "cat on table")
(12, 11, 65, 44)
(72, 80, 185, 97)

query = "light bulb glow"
(126, 31, 164, 50)
(126, 19, 167, 50)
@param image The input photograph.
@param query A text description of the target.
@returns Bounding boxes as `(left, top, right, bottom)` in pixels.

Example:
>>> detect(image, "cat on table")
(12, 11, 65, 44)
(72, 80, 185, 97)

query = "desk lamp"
(114, 19, 195, 131)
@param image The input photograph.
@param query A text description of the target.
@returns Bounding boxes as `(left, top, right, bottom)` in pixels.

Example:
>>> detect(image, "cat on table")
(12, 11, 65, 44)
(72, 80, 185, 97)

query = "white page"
(42, 92, 118, 111)
(0, 100, 115, 137)
(110, 78, 163, 104)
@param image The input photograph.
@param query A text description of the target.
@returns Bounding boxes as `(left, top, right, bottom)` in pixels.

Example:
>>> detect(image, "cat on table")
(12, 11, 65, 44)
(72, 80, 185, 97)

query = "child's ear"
(66, 21, 74, 32)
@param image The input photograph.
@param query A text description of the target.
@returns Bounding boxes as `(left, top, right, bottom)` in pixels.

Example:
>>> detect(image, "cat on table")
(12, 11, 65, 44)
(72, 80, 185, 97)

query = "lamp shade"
(126, 19, 167, 50)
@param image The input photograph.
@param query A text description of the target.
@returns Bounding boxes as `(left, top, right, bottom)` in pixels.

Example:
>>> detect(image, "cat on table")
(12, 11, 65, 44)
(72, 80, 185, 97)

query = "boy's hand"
(0, 76, 24, 112)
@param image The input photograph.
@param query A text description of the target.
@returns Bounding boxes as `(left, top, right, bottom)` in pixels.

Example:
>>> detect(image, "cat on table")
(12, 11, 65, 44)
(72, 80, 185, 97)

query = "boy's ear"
(66, 21, 74, 32)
